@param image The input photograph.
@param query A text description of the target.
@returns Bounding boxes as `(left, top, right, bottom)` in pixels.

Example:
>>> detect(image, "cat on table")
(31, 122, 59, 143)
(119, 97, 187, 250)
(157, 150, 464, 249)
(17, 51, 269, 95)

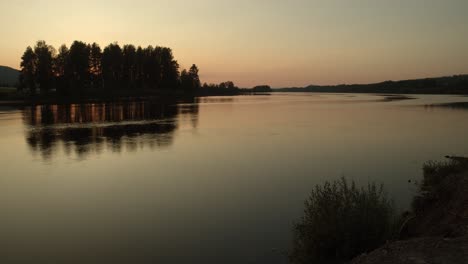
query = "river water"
(0, 93, 467, 263)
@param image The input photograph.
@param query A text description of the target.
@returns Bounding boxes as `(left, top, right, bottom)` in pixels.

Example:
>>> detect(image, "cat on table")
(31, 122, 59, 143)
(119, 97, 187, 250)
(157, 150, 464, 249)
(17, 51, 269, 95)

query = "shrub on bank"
(412, 158, 468, 214)
(289, 178, 397, 264)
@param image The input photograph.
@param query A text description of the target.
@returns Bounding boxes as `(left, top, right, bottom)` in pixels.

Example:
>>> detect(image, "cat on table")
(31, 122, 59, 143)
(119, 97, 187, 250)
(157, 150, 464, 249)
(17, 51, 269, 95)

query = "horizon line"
(1, 64, 466, 90)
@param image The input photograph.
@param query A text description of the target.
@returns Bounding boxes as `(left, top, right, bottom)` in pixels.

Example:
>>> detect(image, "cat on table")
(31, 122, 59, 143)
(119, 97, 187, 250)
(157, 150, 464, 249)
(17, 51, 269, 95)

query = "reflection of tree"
(424, 102, 468, 111)
(23, 101, 181, 125)
(23, 99, 200, 160)
(178, 97, 200, 129)
(196, 97, 234, 104)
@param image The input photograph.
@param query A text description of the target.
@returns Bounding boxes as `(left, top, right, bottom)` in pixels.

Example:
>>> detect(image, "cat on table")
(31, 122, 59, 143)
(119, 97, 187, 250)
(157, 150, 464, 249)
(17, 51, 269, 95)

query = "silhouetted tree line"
(196, 81, 242, 96)
(202, 81, 236, 90)
(251, 85, 272, 92)
(277, 75, 468, 94)
(19, 40, 234, 96)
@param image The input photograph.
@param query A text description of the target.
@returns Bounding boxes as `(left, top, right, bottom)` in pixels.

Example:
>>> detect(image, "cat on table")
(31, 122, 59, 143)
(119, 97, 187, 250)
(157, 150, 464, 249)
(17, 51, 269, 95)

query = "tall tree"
(53, 44, 70, 95)
(122, 44, 137, 89)
(20, 46, 37, 94)
(180, 64, 201, 92)
(142, 46, 159, 89)
(68, 41, 90, 93)
(224, 81, 235, 89)
(160, 47, 179, 89)
(89, 43, 102, 90)
(135, 46, 145, 89)
(34, 40, 55, 94)
(180, 69, 191, 91)
(189, 64, 201, 90)
(102, 43, 123, 90)
(218, 82, 227, 89)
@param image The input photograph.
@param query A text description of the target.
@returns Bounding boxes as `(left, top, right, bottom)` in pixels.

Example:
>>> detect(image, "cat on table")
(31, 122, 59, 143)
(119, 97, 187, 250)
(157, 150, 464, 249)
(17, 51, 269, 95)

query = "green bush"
(289, 178, 397, 264)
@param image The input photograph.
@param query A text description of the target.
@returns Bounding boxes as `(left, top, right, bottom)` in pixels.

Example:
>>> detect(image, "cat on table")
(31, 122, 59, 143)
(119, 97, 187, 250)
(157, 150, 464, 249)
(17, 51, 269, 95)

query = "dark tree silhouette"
(142, 46, 160, 89)
(135, 46, 145, 89)
(181, 64, 201, 92)
(89, 43, 102, 90)
(34, 41, 55, 94)
(20, 46, 37, 94)
(160, 47, 179, 89)
(53, 44, 69, 95)
(189, 64, 201, 90)
(19, 40, 241, 97)
(122, 44, 137, 90)
(180, 69, 191, 91)
(223, 81, 235, 89)
(68, 41, 90, 93)
(252, 85, 272, 92)
(102, 43, 123, 90)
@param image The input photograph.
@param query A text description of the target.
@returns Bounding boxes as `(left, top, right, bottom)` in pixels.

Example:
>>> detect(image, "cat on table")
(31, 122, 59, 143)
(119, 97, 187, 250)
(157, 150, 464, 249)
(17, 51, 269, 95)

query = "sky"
(0, 0, 467, 88)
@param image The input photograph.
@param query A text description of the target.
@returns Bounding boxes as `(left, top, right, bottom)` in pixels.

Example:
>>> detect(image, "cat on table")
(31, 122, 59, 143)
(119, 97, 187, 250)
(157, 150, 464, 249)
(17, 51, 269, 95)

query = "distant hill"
(0, 66, 20, 87)
(276, 75, 468, 94)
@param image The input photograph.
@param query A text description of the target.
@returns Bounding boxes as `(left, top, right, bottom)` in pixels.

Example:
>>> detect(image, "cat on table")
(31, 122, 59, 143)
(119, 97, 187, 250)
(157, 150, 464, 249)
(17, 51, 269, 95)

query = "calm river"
(0, 93, 468, 263)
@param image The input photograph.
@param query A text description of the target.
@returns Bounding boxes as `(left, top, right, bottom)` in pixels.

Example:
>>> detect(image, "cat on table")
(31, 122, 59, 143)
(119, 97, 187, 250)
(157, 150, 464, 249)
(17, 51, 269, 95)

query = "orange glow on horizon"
(1, 0, 467, 88)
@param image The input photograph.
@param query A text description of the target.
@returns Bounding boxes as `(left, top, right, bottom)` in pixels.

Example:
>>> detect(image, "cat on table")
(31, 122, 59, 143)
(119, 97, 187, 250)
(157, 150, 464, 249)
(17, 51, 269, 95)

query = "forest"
(19, 40, 239, 96)
(277, 75, 468, 94)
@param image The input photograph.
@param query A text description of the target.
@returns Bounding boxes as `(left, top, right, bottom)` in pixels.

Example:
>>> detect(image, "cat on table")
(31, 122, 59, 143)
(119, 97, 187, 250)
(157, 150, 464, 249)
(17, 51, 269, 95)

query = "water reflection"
(2, 93, 468, 264)
(424, 102, 468, 111)
(197, 97, 236, 104)
(23, 99, 199, 160)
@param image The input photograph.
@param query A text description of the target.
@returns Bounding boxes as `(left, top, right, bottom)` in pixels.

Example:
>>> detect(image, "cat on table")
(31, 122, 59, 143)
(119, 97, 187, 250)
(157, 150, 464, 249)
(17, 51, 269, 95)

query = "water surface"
(1, 93, 468, 264)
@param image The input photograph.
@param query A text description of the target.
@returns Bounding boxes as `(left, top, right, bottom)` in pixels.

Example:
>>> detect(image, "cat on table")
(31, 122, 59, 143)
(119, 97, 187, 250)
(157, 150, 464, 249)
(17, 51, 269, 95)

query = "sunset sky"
(0, 0, 467, 88)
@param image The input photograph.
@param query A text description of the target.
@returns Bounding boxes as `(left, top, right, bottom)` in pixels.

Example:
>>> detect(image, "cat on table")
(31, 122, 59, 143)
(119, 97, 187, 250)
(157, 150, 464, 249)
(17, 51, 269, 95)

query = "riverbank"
(0, 87, 248, 106)
(275, 74, 468, 95)
(350, 156, 468, 264)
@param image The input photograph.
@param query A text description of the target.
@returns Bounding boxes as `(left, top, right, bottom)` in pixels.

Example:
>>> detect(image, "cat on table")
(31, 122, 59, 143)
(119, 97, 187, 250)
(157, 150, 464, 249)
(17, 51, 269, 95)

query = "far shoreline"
(0, 88, 269, 107)
(2, 89, 468, 107)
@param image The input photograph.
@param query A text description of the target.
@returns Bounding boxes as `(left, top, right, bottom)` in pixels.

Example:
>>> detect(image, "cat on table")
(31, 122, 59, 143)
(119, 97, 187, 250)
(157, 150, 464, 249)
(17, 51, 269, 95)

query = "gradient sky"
(1, 0, 467, 87)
